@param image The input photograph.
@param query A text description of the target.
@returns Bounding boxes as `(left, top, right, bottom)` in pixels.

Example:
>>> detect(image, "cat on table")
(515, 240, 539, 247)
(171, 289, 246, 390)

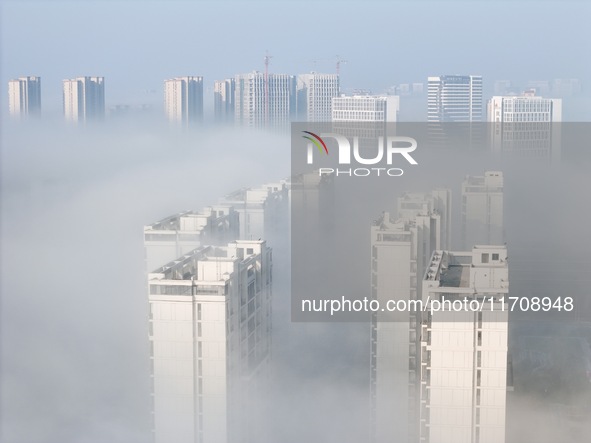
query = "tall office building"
(234, 72, 296, 128)
(419, 246, 509, 443)
(296, 73, 340, 122)
(488, 91, 562, 160)
(164, 76, 204, 125)
(63, 76, 105, 122)
(8, 76, 41, 117)
(144, 206, 240, 272)
(214, 79, 235, 123)
(428, 75, 483, 122)
(461, 171, 504, 250)
(148, 240, 272, 443)
(370, 189, 450, 443)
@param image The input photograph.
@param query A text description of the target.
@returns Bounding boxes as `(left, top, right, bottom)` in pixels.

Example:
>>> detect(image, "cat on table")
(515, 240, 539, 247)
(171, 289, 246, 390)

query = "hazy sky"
(2, 0, 590, 111)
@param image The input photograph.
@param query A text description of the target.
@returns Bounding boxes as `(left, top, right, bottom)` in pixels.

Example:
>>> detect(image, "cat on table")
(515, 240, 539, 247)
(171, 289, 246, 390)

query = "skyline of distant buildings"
(7, 72, 583, 123)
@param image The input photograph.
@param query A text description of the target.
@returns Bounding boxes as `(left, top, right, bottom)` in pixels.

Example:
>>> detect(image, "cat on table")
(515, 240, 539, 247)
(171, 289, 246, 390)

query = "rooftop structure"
(220, 181, 289, 246)
(144, 206, 239, 272)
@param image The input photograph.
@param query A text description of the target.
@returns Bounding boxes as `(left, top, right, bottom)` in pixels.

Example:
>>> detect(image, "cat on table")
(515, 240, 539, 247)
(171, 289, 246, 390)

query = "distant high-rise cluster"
(7, 69, 580, 128)
(63, 76, 105, 122)
(164, 76, 204, 125)
(8, 76, 41, 118)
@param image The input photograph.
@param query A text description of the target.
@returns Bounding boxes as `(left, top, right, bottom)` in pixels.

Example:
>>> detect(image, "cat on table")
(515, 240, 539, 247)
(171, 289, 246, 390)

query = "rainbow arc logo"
(301, 131, 328, 155)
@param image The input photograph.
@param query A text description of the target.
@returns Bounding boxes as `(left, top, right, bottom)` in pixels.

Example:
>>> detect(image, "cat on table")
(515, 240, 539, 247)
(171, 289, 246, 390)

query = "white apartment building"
(420, 246, 509, 443)
(370, 214, 414, 443)
(164, 76, 204, 125)
(63, 76, 105, 122)
(148, 240, 272, 443)
(296, 73, 340, 122)
(144, 206, 240, 272)
(488, 91, 562, 159)
(371, 189, 450, 443)
(428, 75, 483, 123)
(214, 78, 235, 123)
(8, 76, 41, 117)
(234, 72, 295, 128)
(461, 172, 504, 250)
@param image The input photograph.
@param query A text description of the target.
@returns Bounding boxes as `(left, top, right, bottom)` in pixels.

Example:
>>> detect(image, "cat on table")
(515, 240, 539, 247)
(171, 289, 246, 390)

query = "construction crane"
(264, 50, 273, 126)
(335, 55, 347, 76)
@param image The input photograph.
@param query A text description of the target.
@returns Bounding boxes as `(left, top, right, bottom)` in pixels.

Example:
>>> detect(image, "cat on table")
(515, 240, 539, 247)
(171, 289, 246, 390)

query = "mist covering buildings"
(2, 1, 591, 443)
